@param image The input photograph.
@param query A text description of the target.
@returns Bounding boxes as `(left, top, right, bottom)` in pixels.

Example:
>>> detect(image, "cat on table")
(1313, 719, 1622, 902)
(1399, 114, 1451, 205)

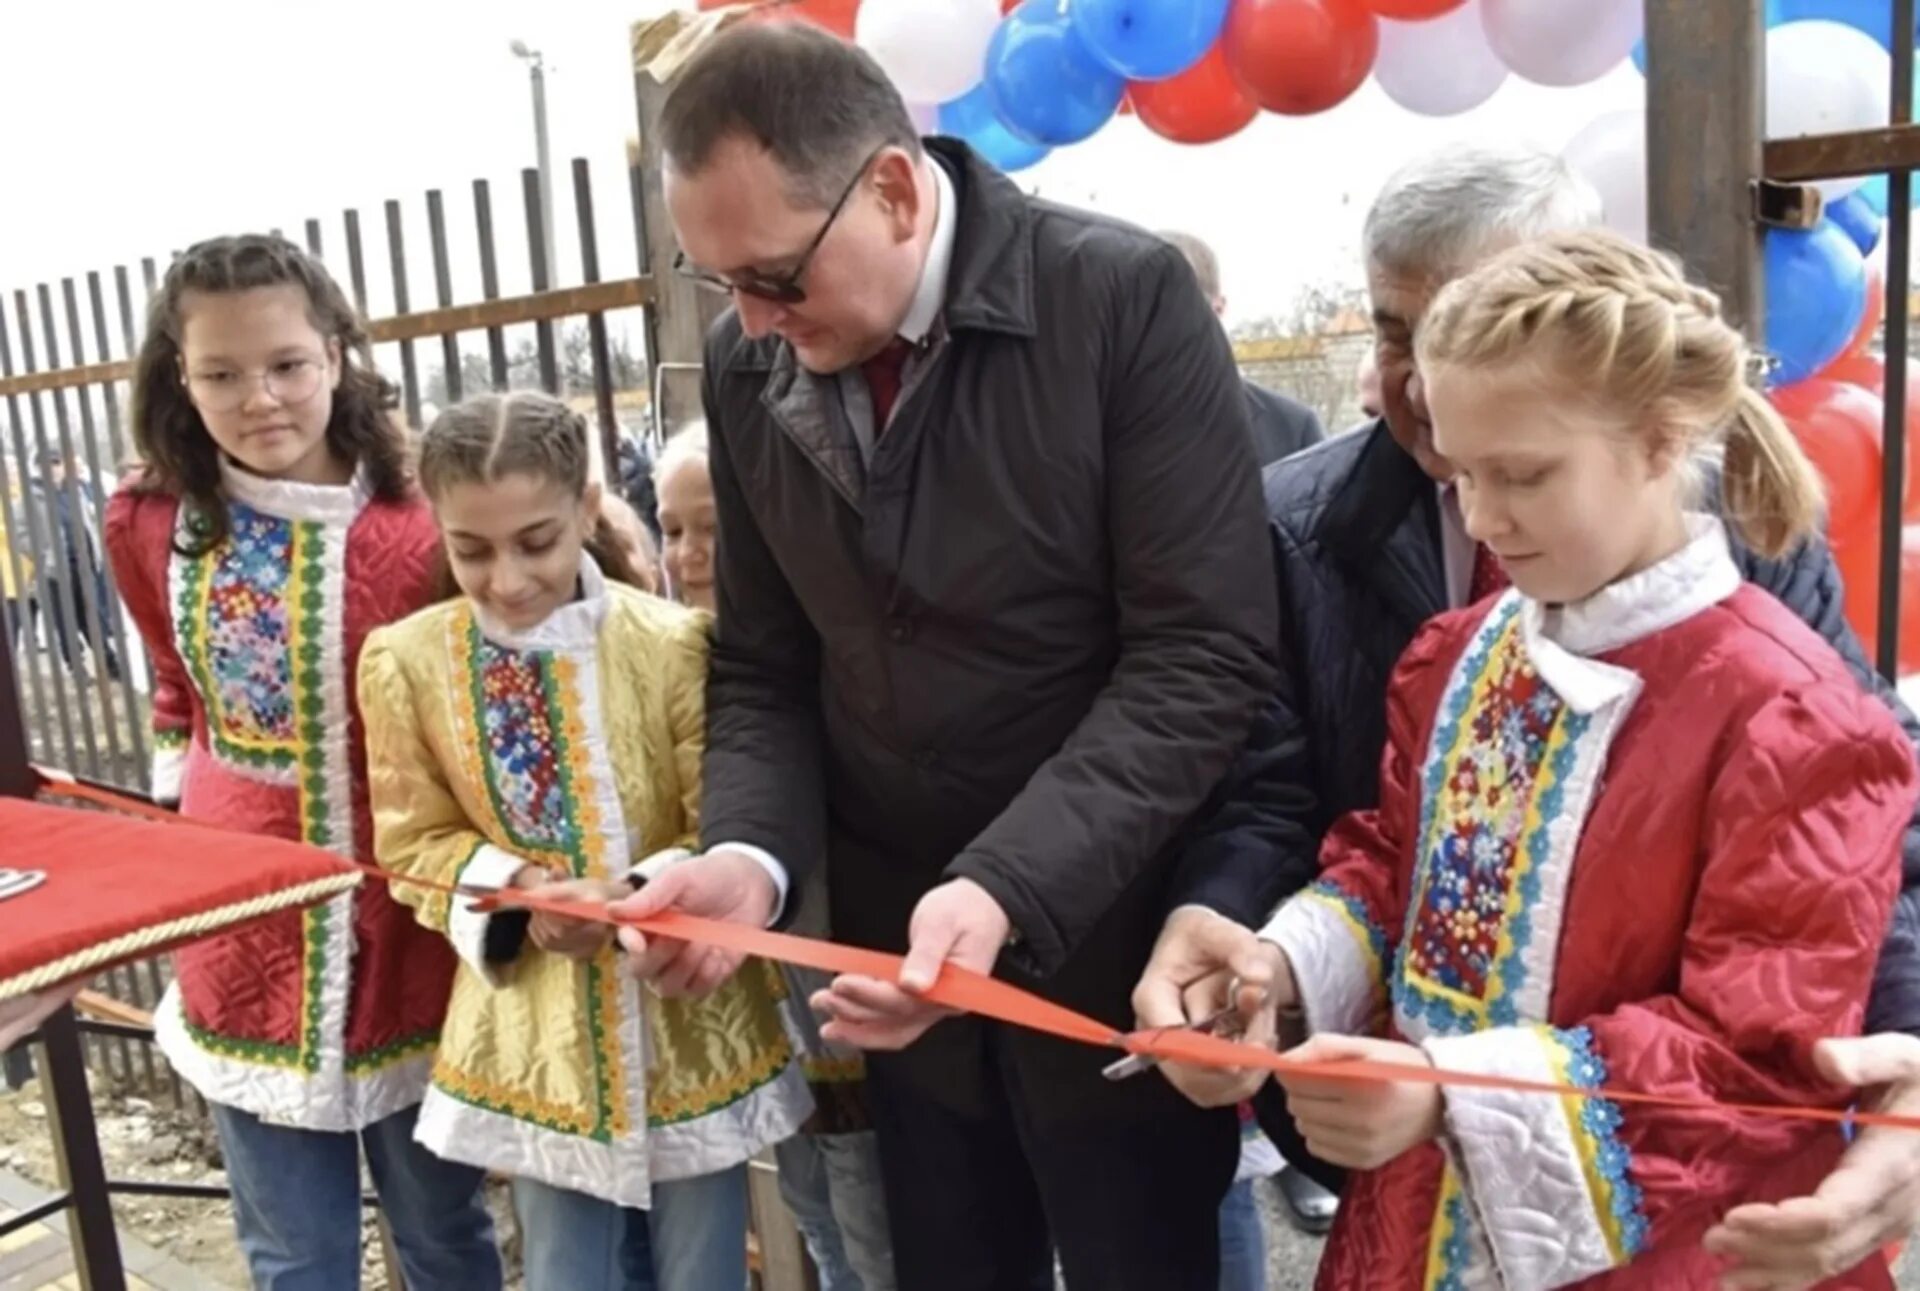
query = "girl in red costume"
(1252, 230, 1917, 1289)
(105, 235, 499, 1291)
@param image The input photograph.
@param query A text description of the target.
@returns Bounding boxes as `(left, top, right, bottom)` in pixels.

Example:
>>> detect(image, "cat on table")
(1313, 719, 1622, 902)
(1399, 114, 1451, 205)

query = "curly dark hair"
(127, 234, 411, 555)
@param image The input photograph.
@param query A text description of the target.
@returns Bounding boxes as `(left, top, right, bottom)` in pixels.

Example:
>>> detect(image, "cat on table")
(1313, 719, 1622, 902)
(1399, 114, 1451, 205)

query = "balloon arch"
(700, 0, 1920, 665)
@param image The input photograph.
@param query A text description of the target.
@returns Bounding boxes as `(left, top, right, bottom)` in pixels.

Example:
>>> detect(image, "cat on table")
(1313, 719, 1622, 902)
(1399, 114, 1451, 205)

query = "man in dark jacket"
(613, 23, 1277, 1290)
(1134, 142, 1920, 1287)
(1160, 229, 1324, 467)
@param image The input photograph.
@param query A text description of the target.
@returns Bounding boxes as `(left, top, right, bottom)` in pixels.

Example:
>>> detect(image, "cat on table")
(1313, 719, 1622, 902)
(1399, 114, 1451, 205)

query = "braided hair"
(128, 234, 409, 555)
(417, 391, 651, 593)
(1416, 229, 1824, 558)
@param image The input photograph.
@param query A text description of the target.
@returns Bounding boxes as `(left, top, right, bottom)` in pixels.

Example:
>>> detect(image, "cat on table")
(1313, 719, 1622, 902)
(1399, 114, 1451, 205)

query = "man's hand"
(1706, 1034, 1920, 1290)
(1276, 1034, 1441, 1170)
(612, 848, 778, 997)
(1131, 906, 1296, 1107)
(525, 877, 630, 961)
(813, 878, 1009, 1051)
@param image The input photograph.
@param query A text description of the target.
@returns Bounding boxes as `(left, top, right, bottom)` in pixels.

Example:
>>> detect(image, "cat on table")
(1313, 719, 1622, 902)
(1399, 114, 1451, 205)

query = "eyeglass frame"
(178, 355, 329, 415)
(672, 142, 893, 306)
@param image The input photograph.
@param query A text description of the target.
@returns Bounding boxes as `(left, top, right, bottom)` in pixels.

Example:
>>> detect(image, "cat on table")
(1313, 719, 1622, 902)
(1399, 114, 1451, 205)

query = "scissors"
(1102, 977, 1250, 1082)
(0, 868, 46, 902)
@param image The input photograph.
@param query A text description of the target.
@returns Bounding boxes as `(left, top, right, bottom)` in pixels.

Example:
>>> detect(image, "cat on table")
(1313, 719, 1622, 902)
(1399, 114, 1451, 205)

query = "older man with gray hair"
(1132, 141, 1920, 1288)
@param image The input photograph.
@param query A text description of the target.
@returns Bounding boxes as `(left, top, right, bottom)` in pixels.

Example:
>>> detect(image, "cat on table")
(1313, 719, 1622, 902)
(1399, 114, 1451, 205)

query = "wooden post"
(632, 67, 728, 436)
(748, 1154, 819, 1291)
(1644, 0, 1767, 338)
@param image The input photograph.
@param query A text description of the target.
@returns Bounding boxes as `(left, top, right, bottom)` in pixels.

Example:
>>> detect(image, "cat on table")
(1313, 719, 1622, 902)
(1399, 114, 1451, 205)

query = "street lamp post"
(510, 39, 558, 287)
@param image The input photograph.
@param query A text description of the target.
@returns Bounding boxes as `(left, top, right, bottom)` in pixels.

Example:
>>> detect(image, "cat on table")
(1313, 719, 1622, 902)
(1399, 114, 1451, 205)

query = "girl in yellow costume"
(359, 391, 809, 1291)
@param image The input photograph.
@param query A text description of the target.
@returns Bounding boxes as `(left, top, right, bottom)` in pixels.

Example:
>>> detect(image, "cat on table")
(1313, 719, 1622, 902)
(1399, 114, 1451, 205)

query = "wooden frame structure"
(1647, 0, 1918, 677)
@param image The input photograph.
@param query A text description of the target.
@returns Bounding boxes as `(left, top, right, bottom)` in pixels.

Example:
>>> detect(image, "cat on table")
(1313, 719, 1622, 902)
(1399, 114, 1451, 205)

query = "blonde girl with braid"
(359, 391, 809, 1290)
(1227, 230, 1916, 1288)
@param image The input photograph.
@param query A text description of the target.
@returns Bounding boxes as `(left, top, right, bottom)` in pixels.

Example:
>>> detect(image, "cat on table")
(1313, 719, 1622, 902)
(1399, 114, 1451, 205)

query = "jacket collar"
(1311, 419, 1447, 631)
(218, 456, 368, 527)
(1508, 514, 1739, 715)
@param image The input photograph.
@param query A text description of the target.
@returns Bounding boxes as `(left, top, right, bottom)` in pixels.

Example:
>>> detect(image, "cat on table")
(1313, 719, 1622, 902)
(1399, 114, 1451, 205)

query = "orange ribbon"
(33, 770, 1920, 1133)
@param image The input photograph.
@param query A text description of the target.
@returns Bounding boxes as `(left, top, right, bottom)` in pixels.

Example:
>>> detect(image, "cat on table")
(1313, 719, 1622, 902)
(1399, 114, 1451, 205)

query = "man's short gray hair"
(1158, 230, 1221, 302)
(1364, 143, 1602, 280)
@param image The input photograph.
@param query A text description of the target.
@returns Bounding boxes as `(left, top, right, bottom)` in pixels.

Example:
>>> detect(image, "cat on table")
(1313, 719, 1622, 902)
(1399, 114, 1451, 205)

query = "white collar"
(472, 551, 609, 653)
(897, 157, 957, 345)
(219, 456, 368, 526)
(1511, 514, 1739, 713)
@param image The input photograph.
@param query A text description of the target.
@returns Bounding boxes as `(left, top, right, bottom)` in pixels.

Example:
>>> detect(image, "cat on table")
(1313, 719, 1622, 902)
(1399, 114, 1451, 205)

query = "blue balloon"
(1772, 0, 1920, 51)
(1070, 0, 1232, 81)
(1859, 173, 1891, 217)
(985, 1, 1126, 146)
(938, 84, 1051, 174)
(1829, 189, 1885, 254)
(1765, 221, 1869, 387)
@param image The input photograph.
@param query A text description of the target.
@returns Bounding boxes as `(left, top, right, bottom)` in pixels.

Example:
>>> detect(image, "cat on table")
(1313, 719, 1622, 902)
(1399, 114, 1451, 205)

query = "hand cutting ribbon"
(21, 770, 1920, 1135)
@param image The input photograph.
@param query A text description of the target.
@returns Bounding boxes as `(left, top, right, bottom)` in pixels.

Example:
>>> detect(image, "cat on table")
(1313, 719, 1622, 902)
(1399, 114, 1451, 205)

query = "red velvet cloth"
(0, 797, 358, 999)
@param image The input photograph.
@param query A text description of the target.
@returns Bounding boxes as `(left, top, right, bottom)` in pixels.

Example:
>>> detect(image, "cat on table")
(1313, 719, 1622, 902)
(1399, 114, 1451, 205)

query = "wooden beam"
(370, 278, 652, 344)
(633, 70, 728, 436)
(1765, 123, 1920, 184)
(73, 990, 153, 1030)
(1645, 0, 1766, 338)
(0, 277, 654, 400)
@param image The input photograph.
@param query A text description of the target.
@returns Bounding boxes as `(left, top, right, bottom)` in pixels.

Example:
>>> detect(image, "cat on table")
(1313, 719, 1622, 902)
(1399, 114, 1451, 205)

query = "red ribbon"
(32, 770, 1920, 1133)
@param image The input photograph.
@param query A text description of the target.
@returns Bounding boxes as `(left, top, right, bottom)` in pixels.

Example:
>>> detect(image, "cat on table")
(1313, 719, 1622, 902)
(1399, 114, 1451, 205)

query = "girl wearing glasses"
(105, 235, 501, 1291)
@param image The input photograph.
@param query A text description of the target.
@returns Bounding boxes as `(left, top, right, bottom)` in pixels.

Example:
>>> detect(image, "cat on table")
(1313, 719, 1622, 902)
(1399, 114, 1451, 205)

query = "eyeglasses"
(182, 357, 326, 414)
(674, 143, 889, 306)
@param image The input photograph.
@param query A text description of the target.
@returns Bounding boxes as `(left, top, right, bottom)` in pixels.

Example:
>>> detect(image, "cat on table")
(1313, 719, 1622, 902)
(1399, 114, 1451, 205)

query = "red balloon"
(1224, 0, 1380, 116)
(1812, 352, 1920, 521)
(1825, 349, 1886, 392)
(1119, 91, 1136, 117)
(1365, 0, 1467, 15)
(1770, 377, 1884, 539)
(1131, 42, 1260, 143)
(1832, 521, 1920, 673)
(725, 0, 860, 38)
(1835, 249, 1888, 366)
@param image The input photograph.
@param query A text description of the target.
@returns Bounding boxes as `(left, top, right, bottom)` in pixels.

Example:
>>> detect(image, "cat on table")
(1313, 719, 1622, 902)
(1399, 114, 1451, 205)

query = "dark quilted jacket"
(1168, 419, 1920, 1183)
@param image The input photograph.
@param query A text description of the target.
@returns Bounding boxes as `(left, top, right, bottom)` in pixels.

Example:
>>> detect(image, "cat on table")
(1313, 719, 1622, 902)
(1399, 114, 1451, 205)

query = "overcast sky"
(0, 0, 1643, 349)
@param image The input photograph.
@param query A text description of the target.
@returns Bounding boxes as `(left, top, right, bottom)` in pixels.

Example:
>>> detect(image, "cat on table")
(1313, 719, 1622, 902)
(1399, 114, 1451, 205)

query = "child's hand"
(1277, 1034, 1442, 1170)
(525, 877, 630, 961)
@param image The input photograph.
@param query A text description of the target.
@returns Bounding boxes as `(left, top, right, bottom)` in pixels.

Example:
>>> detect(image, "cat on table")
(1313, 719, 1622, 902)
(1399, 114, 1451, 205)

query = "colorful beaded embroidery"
(1395, 601, 1587, 1035)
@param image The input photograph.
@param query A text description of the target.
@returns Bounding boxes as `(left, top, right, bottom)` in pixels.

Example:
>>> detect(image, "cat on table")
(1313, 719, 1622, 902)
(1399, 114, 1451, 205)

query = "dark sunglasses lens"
(740, 278, 806, 306)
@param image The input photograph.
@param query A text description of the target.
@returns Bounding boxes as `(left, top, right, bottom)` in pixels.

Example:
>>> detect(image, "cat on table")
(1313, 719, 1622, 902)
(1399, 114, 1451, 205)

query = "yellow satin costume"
(359, 556, 808, 1208)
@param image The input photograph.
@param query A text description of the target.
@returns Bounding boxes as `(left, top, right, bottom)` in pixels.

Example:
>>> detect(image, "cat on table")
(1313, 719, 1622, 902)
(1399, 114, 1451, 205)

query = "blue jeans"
(513, 1165, 749, 1291)
(1217, 1179, 1265, 1291)
(211, 1102, 501, 1291)
(774, 1131, 898, 1290)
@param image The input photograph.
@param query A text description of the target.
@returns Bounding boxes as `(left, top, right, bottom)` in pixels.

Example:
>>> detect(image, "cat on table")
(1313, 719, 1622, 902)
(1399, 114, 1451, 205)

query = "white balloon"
(1767, 21, 1891, 202)
(1374, 0, 1508, 118)
(1562, 108, 1647, 245)
(1481, 0, 1641, 87)
(905, 101, 941, 135)
(857, 0, 1002, 106)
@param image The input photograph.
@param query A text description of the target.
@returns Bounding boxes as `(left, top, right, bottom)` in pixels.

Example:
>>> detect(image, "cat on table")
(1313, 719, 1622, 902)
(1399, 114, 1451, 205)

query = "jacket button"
(886, 619, 913, 644)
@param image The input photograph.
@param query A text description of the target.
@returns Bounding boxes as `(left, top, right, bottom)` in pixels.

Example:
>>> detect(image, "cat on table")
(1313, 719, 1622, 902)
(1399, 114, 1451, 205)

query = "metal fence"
(0, 157, 664, 1108)
(0, 157, 657, 803)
